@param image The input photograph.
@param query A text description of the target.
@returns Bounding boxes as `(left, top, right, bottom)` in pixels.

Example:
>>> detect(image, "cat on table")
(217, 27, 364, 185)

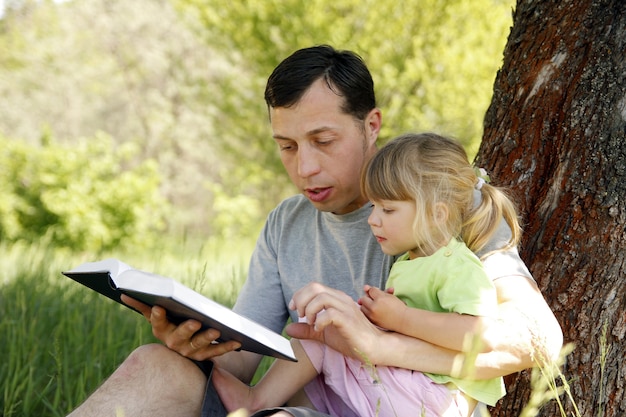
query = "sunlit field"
(1, 238, 584, 417)
(0, 238, 254, 416)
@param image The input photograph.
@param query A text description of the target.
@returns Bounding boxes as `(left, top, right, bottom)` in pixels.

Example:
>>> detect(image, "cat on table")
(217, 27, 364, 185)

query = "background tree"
(476, 0, 626, 415)
(0, 0, 231, 236)
(178, 0, 516, 220)
(0, 0, 515, 241)
(0, 132, 167, 251)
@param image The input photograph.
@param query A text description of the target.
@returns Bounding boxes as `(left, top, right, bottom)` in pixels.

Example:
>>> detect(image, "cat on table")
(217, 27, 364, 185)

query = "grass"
(519, 320, 611, 417)
(0, 238, 253, 417)
(2, 239, 594, 417)
(519, 343, 579, 417)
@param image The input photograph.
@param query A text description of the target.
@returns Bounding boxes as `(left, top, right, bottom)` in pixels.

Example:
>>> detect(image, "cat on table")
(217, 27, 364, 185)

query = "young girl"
(212, 132, 522, 417)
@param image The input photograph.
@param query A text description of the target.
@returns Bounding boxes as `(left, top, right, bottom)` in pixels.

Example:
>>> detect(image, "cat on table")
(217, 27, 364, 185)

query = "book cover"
(63, 259, 296, 362)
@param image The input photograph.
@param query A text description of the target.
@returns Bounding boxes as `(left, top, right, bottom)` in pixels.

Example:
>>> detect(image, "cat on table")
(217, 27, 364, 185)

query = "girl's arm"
(360, 286, 494, 352)
(287, 275, 563, 380)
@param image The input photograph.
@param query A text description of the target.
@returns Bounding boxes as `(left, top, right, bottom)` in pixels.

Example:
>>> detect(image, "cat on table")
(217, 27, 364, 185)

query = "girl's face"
(368, 199, 418, 258)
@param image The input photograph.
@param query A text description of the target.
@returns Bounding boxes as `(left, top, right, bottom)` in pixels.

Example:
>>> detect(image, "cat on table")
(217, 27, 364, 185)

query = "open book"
(63, 259, 296, 362)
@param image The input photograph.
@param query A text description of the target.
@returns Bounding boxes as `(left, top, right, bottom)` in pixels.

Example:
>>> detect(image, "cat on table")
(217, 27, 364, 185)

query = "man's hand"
(121, 295, 241, 361)
(285, 283, 386, 363)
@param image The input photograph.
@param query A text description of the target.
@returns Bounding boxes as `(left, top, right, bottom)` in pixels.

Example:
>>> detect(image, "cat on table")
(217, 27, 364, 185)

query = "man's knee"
(120, 343, 207, 386)
(119, 344, 172, 374)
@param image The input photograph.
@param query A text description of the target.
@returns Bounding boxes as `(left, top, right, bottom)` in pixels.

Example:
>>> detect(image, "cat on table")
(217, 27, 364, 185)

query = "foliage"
(0, 0, 236, 236)
(0, 133, 168, 252)
(177, 0, 515, 152)
(0, 0, 514, 239)
(174, 0, 516, 234)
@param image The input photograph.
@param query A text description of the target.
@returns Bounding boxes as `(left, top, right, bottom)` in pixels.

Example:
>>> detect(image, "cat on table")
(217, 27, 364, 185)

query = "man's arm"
(286, 286, 462, 373)
(287, 277, 563, 380)
(486, 274, 564, 369)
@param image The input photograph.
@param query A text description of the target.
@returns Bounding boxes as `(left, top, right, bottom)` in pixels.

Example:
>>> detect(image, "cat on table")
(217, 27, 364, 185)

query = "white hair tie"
(475, 177, 486, 190)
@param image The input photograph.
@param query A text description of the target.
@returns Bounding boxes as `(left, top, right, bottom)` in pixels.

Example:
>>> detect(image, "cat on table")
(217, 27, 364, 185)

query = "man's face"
(270, 79, 381, 215)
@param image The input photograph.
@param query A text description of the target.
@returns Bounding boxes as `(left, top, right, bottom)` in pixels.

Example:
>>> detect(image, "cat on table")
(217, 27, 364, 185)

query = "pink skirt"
(301, 340, 470, 417)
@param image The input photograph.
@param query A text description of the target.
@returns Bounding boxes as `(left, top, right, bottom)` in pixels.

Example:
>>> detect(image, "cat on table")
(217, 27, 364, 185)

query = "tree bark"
(477, 0, 626, 416)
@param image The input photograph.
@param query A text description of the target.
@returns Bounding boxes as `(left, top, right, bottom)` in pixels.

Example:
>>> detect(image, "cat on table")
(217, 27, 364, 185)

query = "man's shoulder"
(481, 248, 535, 283)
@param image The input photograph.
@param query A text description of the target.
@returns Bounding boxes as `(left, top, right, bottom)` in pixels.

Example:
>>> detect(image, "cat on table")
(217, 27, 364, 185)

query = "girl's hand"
(359, 285, 406, 331)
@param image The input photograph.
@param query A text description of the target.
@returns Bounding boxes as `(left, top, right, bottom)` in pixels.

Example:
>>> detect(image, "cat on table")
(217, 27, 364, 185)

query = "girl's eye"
(382, 208, 394, 214)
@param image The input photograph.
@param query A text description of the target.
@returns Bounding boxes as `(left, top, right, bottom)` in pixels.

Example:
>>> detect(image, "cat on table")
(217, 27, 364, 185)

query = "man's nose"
(297, 146, 321, 178)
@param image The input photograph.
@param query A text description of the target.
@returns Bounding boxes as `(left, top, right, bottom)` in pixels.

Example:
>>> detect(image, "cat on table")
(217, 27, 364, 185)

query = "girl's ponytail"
(462, 177, 522, 258)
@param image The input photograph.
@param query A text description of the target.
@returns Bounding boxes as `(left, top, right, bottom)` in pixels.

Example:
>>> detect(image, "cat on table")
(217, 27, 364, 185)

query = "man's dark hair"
(265, 45, 376, 121)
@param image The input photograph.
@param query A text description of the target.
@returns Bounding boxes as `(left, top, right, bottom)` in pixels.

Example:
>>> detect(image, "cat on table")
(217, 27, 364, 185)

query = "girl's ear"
(434, 202, 449, 225)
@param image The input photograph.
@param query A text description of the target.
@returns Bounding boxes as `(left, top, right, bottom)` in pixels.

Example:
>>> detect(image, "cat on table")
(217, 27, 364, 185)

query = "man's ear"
(364, 108, 382, 145)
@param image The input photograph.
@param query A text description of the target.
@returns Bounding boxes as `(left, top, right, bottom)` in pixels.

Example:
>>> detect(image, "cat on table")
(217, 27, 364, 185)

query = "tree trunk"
(477, 0, 626, 416)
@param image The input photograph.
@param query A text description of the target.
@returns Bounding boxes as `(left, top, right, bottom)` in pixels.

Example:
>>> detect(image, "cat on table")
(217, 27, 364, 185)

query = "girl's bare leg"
(212, 339, 318, 413)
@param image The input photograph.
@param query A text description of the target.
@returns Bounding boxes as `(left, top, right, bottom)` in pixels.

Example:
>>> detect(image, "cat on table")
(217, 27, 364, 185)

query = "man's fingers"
(290, 282, 328, 317)
(121, 294, 152, 319)
(293, 286, 355, 326)
(290, 287, 388, 362)
(121, 294, 241, 361)
(167, 324, 241, 361)
(183, 338, 242, 361)
(311, 307, 343, 332)
(285, 322, 324, 343)
(191, 327, 221, 347)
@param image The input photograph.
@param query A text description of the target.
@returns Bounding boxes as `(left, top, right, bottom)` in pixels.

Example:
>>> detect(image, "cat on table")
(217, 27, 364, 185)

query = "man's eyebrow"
(308, 126, 335, 136)
(273, 126, 335, 140)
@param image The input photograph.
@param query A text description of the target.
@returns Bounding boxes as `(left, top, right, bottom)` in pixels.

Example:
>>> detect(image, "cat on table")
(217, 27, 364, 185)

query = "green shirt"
(387, 238, 505, 406)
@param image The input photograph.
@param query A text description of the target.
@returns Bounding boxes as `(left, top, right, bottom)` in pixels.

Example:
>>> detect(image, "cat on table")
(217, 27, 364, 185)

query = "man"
(67, 45, 562, 417)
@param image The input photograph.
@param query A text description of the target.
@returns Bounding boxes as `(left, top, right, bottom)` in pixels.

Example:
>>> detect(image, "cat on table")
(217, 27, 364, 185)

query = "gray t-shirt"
(233, 193, 533, 333)
(233, 195, 393, 332)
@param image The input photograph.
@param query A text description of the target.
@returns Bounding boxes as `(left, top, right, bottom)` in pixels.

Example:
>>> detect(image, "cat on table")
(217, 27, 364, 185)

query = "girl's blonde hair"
(361, 132, 521, 257)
